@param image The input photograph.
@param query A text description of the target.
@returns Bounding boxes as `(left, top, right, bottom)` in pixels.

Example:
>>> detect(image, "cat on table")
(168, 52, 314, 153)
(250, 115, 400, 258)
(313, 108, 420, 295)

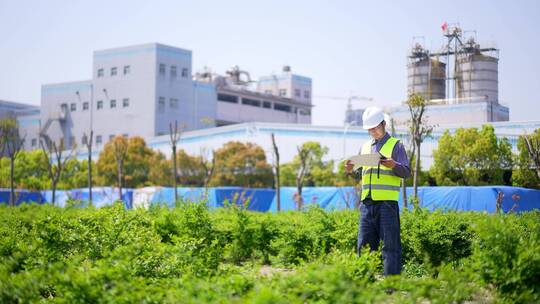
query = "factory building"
(392, 25, 509, 127)
(35, 43, 312, 150)
(0, 99, 41, 151)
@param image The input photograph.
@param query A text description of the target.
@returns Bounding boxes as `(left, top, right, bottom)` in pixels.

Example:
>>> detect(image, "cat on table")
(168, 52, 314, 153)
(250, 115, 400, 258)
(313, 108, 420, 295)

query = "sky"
(1, 0, 539, 126)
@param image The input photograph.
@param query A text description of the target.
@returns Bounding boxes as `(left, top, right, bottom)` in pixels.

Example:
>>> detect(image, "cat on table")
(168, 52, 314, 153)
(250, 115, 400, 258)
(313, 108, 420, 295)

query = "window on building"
(123, 65, 130, 75)
(304, 90, 311, 99)
(217, 93, 238, 103)
(109, 135, 115, 140)
(61, 103, 68, 112)
(170, 66, 177, 78)
(110, 99, 116, 108)
(122, 133, 128, 138)
(274, 103, 291, 112)
(123, 98, 130, 108)
(82, 136, 87, 145)
(97, 100, 103, 110)
(159, 63, 166, 75)
(170, 98, 178, 109)
(70, 136, 75, 146)
(96, 135, 102, 145)
(158, 97, 165, 113)
(300, 108, 311, 115)
(181, 67, 188, 78)
(242, 98, 261, 107)
(111, 67, 117, 76)
(263, 101, 272, 109)
(70, 103, 76, 112)
(97, 68, 104, 77)
(83, 102, 89, 110)
(264, 90, 272, 95)
(294, 89, 301, 98)
(279, 89, 287, 97)
(31, 138, 37, 147)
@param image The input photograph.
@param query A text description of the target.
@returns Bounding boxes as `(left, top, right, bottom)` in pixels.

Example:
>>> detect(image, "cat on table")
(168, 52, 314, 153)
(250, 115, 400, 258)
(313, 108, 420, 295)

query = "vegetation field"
(1, 203, 539, 303)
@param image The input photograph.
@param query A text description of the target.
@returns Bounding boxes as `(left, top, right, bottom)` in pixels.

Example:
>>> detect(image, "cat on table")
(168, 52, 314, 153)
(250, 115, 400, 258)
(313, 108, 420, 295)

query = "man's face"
(368, 121, 385, 140)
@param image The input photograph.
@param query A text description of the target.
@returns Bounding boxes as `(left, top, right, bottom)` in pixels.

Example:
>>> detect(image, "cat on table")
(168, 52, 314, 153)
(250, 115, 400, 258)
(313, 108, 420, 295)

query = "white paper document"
(345, 153, 381, 171)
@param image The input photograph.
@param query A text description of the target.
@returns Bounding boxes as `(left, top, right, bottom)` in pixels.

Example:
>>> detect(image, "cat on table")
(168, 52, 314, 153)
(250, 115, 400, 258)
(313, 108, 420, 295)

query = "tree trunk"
(271, 133, 280, 212)
(295, 167, 304, 210)
(275, 167, 281, 212)
(401, 178, 407, 210)
(88, 146, 93, 206)
(117, 162, 123, 202)
(295, 180, 303, 210)
(52, 181, 57, 206)
(172, 145, 178, 203)
(413, 142, 421, 201)
(9, 157, 15, 206)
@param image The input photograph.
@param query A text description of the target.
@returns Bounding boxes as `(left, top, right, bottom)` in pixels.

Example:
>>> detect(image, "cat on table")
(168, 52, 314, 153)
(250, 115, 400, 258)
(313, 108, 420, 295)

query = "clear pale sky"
(1, 0, 539, 125)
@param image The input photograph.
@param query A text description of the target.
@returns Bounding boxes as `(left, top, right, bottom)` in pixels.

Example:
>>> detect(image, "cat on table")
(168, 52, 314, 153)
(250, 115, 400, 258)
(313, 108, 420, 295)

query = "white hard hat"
(362, 106, 385, 130)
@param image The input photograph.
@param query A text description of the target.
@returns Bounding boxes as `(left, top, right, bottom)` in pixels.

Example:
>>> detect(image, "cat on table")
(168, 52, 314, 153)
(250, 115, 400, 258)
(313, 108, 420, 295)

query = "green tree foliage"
(1, 150, 91, 191)
(148, 151, 172, 187)
(210, 141, 273, 187)
(513, 129, 540, 189)
(0, 150, 49, 190)
(96, 136, 167, 188)
(57, 159, 89, 190)
(281, 141, 336, 186)
(176, 149, 205, 186)
(430, 125, 513, 186)
(1, 205, 539, 302)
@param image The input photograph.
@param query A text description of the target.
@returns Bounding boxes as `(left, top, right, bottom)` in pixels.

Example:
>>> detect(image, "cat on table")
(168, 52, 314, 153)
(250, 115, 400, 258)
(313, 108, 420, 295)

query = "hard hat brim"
(362, 121, 382, 130)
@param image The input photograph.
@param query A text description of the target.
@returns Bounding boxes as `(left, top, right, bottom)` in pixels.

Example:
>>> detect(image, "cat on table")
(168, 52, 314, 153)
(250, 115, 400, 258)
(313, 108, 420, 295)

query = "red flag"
(441, 22, 448, 32)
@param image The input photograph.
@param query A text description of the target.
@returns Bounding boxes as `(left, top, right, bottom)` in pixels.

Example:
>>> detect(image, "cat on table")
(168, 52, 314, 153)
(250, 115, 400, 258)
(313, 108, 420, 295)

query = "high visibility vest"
(360, 136, 401, 201)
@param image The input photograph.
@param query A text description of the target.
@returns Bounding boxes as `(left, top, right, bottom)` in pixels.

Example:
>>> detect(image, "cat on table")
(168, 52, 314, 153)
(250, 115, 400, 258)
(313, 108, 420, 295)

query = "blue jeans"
(357, 199, 402, 276)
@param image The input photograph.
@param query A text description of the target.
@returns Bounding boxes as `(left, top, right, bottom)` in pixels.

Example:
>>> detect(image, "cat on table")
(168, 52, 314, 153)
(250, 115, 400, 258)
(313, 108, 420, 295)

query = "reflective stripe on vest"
(360, 136, 401, 201)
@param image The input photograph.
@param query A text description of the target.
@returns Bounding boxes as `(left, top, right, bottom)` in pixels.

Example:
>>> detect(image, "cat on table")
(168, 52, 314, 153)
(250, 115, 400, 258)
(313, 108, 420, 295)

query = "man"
(345, 106, 410, 276)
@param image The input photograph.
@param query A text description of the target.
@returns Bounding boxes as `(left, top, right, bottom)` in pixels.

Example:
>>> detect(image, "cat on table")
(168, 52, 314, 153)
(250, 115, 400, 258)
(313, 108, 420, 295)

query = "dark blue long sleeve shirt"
(355, 132, 411, 179)
(371, 132, 410, 178)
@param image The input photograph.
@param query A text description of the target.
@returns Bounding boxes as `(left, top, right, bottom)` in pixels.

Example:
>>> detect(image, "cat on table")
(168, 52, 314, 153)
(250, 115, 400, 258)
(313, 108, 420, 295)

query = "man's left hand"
(380, 158, 397, 169)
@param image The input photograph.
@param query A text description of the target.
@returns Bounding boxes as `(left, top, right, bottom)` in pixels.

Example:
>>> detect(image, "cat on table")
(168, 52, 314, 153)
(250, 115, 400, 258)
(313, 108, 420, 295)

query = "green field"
(1, 203, 539, 303)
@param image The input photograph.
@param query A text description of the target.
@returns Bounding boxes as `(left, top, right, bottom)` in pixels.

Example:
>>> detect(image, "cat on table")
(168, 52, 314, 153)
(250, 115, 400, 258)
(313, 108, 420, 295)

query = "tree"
(295, 146, 310, 210)
(271, 133, 281, 211)
(210, 141, 273, 188)
(96, 136, 156, 189)
(199, 148, 215, 190)
(280, 141, 335, 209)
(406, 94, 433, 201)
(175, 149, 205, 186)
(430, 125, 513, 186)
(82, 131, 94, 205)
(58, 158, 89, 190)
(0, 150, 50, 191)
(148, 151, 171, 187)
(281, 141, 335, 187)
(513, 129, 540, 189)
(169, 121, 184, 202)
(1, 117, 25, 206)
(40, 137, 75, 206)
(113, 136, 128, 200)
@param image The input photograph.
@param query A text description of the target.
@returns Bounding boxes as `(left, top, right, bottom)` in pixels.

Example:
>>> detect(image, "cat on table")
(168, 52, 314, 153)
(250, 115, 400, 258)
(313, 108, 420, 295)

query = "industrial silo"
(456, 52, 499, 103)
(407, 47, 446, 100)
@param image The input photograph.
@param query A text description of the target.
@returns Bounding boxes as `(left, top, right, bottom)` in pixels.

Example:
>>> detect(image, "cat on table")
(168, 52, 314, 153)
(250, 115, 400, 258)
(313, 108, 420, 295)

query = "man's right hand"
(345, 160, 354, 174)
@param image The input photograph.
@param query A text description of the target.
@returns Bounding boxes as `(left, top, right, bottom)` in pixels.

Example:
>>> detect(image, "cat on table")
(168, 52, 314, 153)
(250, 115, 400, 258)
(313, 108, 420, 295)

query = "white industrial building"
(35, 43, 312, 150)
(2, 35, 539, 171)
(138, 121, 540, 170)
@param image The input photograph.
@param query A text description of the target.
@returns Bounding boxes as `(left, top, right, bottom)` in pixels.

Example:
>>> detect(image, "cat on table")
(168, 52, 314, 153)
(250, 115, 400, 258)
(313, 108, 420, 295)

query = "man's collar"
(373, 132, 390, 145)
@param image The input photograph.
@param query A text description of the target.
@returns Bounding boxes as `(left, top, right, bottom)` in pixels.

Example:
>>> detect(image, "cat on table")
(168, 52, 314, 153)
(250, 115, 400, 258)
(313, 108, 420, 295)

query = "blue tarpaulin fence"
(1, 186, 539, 213)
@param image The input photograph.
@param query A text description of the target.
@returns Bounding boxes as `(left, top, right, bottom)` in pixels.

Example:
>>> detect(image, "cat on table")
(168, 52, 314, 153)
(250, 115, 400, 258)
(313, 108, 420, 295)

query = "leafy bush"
(0, 204, 539, 302)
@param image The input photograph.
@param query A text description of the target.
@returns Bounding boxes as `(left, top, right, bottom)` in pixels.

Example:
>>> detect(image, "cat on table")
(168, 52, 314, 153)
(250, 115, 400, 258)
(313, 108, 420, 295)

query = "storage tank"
(456, 53, 498, 103)
(407, 57, 446, 100)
